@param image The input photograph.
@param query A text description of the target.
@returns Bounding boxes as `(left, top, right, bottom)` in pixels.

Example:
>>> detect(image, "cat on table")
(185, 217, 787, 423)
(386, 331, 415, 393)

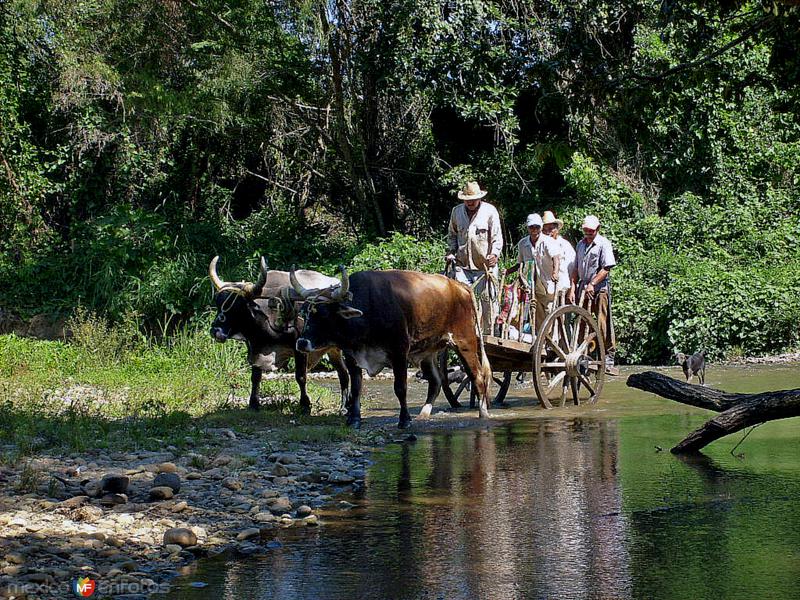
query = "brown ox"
(291, 267, 491, 428)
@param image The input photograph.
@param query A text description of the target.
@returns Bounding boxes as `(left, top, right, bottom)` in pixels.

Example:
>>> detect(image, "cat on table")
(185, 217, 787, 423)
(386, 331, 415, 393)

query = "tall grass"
(0, 310, 341, 458)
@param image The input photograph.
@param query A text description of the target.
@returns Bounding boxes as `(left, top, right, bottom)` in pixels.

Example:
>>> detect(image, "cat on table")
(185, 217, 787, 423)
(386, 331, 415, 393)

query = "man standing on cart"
(568, 215, 619, 375)
(446, 181, 503, 334)
(516, 213, 560, 336)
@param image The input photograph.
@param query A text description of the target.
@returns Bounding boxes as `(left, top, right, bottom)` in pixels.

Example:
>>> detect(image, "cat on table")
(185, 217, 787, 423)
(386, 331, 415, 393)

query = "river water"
(167, 364, 800, 600)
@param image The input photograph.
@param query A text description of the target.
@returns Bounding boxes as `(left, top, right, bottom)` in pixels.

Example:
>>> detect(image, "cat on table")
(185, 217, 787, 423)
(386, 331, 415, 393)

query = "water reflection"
(170, 420, 643, 600)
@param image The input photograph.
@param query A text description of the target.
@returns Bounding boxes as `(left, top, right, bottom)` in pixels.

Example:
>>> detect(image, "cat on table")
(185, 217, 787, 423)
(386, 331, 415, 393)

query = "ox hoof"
(397, 419, 412, 430)
(479, 409, 492, 420)
(348, 418, 362, 430)
(248, 402, 261, 411)
(418, 404, 434, 419)
(299, 405, 312, 417)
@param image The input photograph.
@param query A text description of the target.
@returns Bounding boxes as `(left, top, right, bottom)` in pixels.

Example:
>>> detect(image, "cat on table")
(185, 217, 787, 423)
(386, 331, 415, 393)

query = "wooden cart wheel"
(532, 304, 606, 408)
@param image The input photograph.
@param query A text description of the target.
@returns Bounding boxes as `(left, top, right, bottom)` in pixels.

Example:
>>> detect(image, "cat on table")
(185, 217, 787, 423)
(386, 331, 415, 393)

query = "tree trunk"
(626, 371, 800, 454)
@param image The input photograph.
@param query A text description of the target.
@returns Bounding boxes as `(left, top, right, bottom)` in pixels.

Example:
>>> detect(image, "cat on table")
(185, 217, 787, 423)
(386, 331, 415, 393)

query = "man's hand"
(445, 254, 456, 263)
(486, 254, 498, 268)
(551, 271, 559, 282)
(567, 290, 575, 305)
(585, 282, 595, 300)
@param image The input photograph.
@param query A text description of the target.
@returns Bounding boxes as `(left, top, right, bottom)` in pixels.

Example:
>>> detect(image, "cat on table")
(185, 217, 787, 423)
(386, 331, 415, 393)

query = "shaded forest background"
(1, 0, 799, 364)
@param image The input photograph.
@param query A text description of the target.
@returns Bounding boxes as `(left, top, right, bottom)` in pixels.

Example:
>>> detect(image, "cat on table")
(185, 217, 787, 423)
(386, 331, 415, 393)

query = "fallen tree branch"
(626, 371, 800, 454)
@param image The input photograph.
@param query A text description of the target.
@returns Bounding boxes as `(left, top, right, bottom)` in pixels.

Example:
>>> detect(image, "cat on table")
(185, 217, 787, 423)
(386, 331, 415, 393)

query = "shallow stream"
(167, 364, 800, 600)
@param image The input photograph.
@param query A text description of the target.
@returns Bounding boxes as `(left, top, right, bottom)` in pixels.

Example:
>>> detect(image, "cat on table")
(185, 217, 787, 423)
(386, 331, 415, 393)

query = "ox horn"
(209, 256, 227, 291)
(250, 256, 269, 297)
(332, 264, 350, 300)
(290, 266, 321, 299)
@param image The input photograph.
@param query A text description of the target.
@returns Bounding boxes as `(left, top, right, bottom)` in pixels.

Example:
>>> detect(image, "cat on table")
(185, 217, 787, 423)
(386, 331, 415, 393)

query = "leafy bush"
(350, 232, 448, 274)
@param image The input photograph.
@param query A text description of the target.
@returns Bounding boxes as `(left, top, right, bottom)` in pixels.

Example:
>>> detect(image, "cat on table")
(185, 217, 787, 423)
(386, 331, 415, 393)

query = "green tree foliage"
(1, 0, 799, 361)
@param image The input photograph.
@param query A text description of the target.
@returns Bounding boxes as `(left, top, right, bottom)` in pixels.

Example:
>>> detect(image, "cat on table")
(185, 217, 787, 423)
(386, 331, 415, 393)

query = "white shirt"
(553, 236, 576, 292)
(447, 201, 503, 270)
(534, 235, 559, 296)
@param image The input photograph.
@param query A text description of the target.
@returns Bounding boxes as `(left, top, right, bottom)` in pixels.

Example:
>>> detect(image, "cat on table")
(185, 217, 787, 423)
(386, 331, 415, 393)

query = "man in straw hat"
(542, 210, 575, 303)
(446, 181, 503, 333)
(568, 214, 618, 375)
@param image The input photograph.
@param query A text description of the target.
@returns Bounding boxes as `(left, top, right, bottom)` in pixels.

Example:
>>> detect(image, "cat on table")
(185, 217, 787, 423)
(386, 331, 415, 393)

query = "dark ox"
(209, 256, 349, 413)
(291, 267, 491, 428)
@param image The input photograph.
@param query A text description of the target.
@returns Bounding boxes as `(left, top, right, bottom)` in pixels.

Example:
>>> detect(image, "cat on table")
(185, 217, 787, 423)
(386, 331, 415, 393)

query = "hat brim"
(544, 219, 563, 228)
(458, 190, 488, 200)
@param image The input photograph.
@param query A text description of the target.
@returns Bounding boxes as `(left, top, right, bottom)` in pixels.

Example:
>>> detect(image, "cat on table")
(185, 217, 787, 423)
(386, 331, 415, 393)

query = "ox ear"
(337, 305, 363, 320)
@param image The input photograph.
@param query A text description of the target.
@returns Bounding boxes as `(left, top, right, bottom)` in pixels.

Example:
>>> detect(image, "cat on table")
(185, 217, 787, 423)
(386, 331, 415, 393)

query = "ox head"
(209, 256, 285, 342)
(291, 265, 362, 353)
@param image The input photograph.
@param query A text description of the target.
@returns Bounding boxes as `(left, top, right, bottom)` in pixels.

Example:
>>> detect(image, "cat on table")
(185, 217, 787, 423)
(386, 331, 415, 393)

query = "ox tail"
(466, 279, 492, 397)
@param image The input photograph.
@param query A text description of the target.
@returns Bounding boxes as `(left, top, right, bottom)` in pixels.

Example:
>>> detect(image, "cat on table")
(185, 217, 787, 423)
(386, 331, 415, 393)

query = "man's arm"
(447, 208, 459, 255)
(489, 208, 503, 259)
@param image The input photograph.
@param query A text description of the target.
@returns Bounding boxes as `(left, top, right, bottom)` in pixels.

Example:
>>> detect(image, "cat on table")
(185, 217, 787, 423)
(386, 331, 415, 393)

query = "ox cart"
(442, 263, 607, 409)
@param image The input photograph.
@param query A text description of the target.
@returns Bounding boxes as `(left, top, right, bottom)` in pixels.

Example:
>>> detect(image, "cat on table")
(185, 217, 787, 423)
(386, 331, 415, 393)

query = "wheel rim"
(533, 305, 606, 408)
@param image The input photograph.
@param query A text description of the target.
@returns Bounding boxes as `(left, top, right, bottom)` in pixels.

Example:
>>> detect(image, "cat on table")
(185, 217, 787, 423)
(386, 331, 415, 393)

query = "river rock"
(271, 463, 289, 477)
(163, 528, 197, 547)
(153, 472, 181, 493)
(236, 528, 260, 541)
(149, 486, 174, 501)
(253, 512, 276, 523)
(171, 501, 188, 513)
(269, 452, 298, 464)
(4, 552, 24, 565)
(268, 497, 292, 514)
(303, 515, 319, 526)
(82, 480, 103, 498)
(101, 474, 130, 494)
(327, 472, 355, 484)
(157, 462, 179, 473)
(222, 477, 242, 491)
(99, 493, 128, 506)
(59, 495, 90, 508)
(296, 505, 312, 517)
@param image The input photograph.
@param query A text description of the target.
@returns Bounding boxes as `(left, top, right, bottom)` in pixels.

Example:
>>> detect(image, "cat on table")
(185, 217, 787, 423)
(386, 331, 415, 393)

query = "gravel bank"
(0, 427, 391, 599)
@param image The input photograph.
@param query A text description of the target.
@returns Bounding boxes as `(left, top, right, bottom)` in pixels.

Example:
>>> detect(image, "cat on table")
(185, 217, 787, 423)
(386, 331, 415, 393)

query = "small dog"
(675, 350, 706, 384)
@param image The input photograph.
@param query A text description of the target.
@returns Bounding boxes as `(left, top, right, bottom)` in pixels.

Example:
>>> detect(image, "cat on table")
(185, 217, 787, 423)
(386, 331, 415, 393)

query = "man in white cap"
(569, 214, 618, 375)
(516, 213, 559, 334)
(446, 181, 503, 333)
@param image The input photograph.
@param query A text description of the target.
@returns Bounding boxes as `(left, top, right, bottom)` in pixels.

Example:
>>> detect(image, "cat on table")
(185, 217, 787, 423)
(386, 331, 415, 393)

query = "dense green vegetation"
(2, 0, 799, 362)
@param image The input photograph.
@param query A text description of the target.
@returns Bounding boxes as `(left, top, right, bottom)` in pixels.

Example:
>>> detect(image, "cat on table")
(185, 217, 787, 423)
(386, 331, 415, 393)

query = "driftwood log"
(626, 371, 800, 454)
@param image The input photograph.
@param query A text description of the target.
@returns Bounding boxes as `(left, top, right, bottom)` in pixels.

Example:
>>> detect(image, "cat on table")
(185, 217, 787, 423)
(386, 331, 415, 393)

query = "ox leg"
(249, 366, 262, 411)
(294, 350, 311, 415)
(344, 354, 362, 429)
(418, 355, 441, 419)
(393, 360, 412, 429)
(331, 350, 351, 415)
(453, 340, 491, 420)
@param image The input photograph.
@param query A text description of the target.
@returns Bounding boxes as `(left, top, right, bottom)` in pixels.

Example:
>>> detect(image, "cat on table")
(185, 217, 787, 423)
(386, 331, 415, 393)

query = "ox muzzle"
(210, 326, 229, 342)
(296, 337, 314, 353)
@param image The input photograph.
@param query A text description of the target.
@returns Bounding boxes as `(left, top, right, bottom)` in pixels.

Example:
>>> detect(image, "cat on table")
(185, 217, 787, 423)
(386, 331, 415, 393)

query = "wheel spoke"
(559, 318, 572, 353)
(578, 373, 596, 397)
(545, 371, 566, 396)
(541, 361, 567, 368)
(559, 376, 568, 407)
(543, 333, 567, 360)
(570, 315, 582, 349)
(570, 376, 580, 405)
